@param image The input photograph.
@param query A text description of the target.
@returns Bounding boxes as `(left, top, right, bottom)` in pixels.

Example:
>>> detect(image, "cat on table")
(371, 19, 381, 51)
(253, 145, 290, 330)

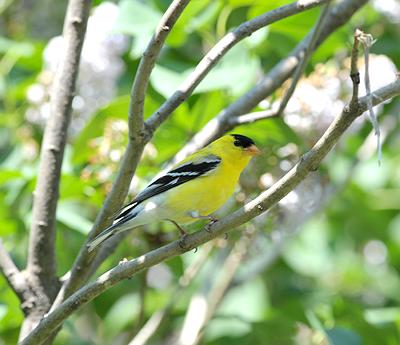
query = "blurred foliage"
(1, 0, 400, 344)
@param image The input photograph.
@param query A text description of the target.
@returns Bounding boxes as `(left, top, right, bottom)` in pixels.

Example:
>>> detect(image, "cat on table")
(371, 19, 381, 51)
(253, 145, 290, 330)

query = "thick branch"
(145, 0, 330, 135)
(20, 0, 91, 341)
(53, 0, 190, 309)
(27, 0, 91, 284)
(171, 0, 368, 165)
(20, 79, 400, 345)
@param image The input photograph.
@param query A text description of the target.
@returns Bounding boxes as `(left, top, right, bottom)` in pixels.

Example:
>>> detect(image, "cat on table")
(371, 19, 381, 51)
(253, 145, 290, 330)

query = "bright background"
(1, 0, 400, 344)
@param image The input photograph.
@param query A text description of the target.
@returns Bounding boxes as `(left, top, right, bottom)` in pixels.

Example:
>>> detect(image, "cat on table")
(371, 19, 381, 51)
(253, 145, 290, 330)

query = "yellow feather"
(87, 134, 259, 251)
(164, 135, 254, 223)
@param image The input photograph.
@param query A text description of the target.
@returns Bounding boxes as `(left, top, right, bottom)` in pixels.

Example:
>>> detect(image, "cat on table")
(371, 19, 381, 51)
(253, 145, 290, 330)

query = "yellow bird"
(87, 134, 260, 251)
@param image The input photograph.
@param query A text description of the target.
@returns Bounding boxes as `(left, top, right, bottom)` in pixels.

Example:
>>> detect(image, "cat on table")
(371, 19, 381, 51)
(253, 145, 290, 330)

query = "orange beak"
(245, 144, 261, 156)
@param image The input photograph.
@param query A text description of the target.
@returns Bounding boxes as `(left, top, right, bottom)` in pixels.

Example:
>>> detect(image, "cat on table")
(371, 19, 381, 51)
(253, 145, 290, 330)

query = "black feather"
(112, 155, 221, 223)
(231, 134, 255, 148)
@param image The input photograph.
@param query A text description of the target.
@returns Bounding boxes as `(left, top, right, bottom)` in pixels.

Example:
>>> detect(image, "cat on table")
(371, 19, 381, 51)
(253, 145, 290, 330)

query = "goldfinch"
(87, 134, 260, 251)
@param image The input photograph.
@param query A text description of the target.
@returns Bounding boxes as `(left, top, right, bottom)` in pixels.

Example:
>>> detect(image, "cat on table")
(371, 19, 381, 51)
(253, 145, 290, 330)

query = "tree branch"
(129, 0, 191, 136)
(229, 0, 331, 129)
(52, 0, 330, 306)
(170, 0, 368, 165)
(27, 0, 91, 283)
(228, 108, 279, 126)
(0, 240, 26, 301)
(20, 78, 400, 345)
(52, 0, 191, 310)
(350, 29, 361, 106)
(277, 0, 331, 115)
(144, 0, 330, 135)
(71, 1, 338, 277)
(20, 0, 91, 340)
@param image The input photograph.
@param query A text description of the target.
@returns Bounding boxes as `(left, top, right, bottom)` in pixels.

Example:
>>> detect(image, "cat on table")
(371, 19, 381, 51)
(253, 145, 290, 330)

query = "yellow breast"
(163, 161, 240, 224)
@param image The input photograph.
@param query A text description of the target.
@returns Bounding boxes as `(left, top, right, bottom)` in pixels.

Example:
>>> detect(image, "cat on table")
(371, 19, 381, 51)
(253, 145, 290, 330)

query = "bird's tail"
(87, 203, 142, 252)
(87, 220, 130, 252)
(87, 225, 115, 252)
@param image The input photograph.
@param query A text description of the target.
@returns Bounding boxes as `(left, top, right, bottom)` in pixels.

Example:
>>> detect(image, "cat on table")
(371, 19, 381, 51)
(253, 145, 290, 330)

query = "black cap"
(231, 134, 255, 148)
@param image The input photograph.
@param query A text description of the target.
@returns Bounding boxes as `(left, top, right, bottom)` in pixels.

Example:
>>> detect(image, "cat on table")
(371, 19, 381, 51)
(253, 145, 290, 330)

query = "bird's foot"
(189, 211, 218, 233)
(205, 217, 218, 233)
(178, 233, 189, 250)
(177, 234, 196, 252)
(167, 219, 187, 236)
(189, 211, 217, 222)
(167, 219, 193, 251)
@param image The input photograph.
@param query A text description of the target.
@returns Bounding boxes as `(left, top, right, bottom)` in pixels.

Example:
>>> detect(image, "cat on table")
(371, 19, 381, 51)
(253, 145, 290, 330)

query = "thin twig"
(350, 29, 361, 105)
(145, 0, 330, 135)
(135, 272, 147, 332)
(277, 0, 332, 115)
(229, 0, 330, 128)
(170, 0, 369, 166)
(228, 109, 279, 126)
(0, 240, 25, 300)
(129, 0, 191, 136)
(357, 30, 381, 163)
(20, 79, 400, 345)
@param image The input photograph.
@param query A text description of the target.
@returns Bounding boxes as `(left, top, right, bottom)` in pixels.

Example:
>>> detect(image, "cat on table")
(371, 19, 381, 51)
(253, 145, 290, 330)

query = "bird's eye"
(234, 140, 241, 147)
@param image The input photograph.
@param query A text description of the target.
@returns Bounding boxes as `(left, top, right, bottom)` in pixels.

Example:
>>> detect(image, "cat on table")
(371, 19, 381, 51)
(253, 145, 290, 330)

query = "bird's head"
(230, 134, 261, 156)
(208, 134, 261, 167)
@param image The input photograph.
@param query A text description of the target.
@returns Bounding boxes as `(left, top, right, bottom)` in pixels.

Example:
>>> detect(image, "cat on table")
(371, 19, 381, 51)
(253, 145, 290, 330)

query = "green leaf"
(72, 95, 130, 164)
(205, 317, 252, 342)
(217, 277, 267, 322)
(103, 293, 140, 336)
(0, 170, 22, 184)
(57, 201, 93, 234)
(364, 307, 400, 325)
(370, 189, 400, 210)
(166, 0, 221, 46)
(282, 217, 333, 277)
(150, 41, 259, 98)
(114, 0, 162, 58)
(326, 327, 362, 345)
(0, 37, 34, 57)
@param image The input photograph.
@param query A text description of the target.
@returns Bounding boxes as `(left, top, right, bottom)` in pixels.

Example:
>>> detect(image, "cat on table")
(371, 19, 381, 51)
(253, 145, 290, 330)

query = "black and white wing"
(113, 154, 221, 223)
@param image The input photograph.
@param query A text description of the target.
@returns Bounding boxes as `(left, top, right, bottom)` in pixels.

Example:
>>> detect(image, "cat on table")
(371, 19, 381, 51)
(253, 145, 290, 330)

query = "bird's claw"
(178, 234, 189, 249)
(168, 219, 187, 236)
(205, 218, 218, 233)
